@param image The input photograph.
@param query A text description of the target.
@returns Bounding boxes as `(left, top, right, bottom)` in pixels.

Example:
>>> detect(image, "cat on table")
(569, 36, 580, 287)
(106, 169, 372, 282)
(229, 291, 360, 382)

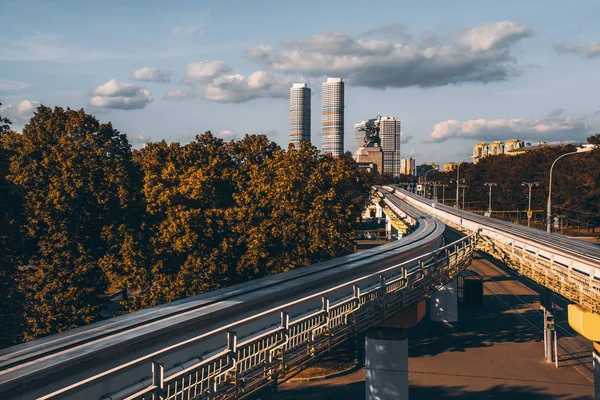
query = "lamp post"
(441, 184, 448, 204)
(484, 182, 497, 214)
(432, 181, 441, 202)
(459, 184, 468, 209)
(423, 168, 439, 197)
(547, 145, 595, 233)
(522, 182, 539, 228)
(455, 157, 474, 208)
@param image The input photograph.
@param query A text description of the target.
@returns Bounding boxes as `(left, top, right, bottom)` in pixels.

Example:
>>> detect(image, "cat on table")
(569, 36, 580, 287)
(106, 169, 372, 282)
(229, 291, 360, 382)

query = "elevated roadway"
(0, 192, 475, 400)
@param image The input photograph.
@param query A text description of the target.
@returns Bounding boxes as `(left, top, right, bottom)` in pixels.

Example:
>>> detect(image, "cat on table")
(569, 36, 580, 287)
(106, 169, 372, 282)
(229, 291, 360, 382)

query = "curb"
(288, 362, 362, 382)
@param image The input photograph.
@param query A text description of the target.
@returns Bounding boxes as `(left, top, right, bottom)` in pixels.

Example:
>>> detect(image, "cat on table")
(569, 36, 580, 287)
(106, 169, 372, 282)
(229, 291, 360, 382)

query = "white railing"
(105, 234, 476, 400)
(392, 187, 600, 313)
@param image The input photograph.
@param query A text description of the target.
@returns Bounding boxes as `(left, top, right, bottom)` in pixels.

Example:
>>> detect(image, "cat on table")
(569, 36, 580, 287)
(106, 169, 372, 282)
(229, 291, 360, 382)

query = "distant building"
(400, 157, 416, 175)
(356, 161, 379, 174)
(380, 117, 402, 177)
(289, 83, 311, 146)
(473, 139, 525, 163)
(443, 162, 459, 173)
(354, 120, 372, 154)
(354, 116, 402, 177)
(415, 162, 439, 177)
(322, 78, 344, 156)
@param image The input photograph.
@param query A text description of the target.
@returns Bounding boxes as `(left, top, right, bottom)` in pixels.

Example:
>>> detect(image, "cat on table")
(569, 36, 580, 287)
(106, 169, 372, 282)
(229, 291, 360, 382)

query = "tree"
(0, 103, 11, 134)
(3, 106, 140, 340)
(0, 104, 25, 347)
(127, 132, 239, 309)
(587, 133, 600, 146)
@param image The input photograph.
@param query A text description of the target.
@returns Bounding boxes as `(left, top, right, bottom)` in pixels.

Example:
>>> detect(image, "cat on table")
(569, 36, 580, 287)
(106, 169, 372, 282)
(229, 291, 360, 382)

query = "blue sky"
(1, 0, 599, 164)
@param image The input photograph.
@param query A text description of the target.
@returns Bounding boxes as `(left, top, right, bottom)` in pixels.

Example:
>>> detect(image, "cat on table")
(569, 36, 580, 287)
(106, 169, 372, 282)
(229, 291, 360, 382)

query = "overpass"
(388, 185, 600, 398)
(0, 193, 475, 400)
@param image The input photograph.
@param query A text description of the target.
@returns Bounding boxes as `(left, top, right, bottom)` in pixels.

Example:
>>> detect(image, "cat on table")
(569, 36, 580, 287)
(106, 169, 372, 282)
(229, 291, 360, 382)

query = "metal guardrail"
(390, 186, 600, 313)
(1, 193, 471, 400)
(110, 234, 476, 400)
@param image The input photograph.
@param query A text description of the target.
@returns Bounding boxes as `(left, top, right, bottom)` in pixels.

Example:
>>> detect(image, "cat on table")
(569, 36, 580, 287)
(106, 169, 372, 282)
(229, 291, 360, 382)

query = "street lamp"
(547, 145, 595, 233)
(459, 184, 468, 209)
(432, 181, 442, 202)
(455, 157, 474, 209)
(484, 182, 497, 214)
(423, 167, 439, 186)
(441, 184, 448, 204)
(522, 182, 539, 228)
(423, 168, 439, 197)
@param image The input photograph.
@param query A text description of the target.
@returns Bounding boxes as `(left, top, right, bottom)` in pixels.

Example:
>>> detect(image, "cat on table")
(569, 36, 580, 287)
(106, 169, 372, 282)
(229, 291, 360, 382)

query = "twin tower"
(290, 78, 344, 156)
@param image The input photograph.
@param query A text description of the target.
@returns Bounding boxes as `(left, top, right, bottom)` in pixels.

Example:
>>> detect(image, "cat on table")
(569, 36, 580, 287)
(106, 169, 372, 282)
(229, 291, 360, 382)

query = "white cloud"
(427, 116, 591, 143)
(0, 100, 40, 123)
(88, 79, 153, 110)
(400, 131, 413, 143)
(131, 67, 172, 83)
(204, 70, 292, 103)
(184, 61, 232, 83)
(165, 88, 200, 99)
(553, 42, 600, 59)
(216, 129, 239, 140)
(247, 21, 532, 89)
(129, 133, 151, 144)
(0, 79, 27, 91)
(0, 33, 68, 61)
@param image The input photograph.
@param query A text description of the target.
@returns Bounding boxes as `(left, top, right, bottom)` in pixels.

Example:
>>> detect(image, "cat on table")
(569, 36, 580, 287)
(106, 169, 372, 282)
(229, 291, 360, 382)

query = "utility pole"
(522, 182, 538, 228)
(441, 184, 448, 205)
(484, 182, 497, 215)
(460, 184, 468, 210)
(455, 157, 473, 209)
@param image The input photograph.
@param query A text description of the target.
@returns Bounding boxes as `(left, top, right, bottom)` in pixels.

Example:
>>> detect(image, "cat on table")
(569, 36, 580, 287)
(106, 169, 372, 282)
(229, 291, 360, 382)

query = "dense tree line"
(0, 106, 371, 347)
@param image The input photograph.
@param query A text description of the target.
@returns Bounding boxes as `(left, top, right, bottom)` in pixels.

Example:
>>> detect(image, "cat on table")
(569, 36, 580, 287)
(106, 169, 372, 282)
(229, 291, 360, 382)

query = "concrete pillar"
(430, 278, 458, 323)
(594, 342, 600, 399)
(385, 213, 392, 239)
(365, 327, 408, 400)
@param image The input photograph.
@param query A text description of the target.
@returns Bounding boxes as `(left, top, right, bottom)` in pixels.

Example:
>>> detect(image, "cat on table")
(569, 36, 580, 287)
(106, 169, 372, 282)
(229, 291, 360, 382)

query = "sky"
(1, 0, 599, 164)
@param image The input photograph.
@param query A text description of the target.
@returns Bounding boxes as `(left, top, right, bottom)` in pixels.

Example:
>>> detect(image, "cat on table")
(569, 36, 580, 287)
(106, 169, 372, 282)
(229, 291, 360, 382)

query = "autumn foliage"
(0, 106, 371, 346)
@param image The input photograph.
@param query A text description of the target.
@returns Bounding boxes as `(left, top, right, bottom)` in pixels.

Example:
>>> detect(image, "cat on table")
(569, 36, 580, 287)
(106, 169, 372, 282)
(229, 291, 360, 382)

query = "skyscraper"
(290, 83, 311, 146)
(322, 78, 344, 156)
(379, 117, 402, 177)
(400, 158, 416, 175)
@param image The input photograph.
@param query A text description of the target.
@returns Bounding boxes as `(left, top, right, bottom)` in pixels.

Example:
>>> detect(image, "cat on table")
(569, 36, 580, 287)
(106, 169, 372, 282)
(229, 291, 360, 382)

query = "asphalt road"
(266, 229, 594, 400)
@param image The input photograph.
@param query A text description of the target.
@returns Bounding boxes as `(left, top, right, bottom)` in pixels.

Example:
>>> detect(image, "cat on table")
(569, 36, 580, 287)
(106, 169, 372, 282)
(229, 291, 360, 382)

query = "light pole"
(459, 184, 468, 209)
(432, 181, 441, 202)
(441, 184, 448, 204)
(455, 157, 474, 208)
(423, 168, 439, 197)
(547, 145, 595, 233)
(484, 182, 497, 214)
(522, 182, 539, 228)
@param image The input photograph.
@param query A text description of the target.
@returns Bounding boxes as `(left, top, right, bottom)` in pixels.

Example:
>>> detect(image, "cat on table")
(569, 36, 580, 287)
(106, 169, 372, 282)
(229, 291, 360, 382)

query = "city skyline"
(1, 0, 600, 164)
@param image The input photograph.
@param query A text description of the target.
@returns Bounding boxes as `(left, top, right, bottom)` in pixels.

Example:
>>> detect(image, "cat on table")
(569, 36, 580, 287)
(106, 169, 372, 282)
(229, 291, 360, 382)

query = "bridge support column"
(365, 300, 426, 400)
(365, 327, 408, 400)
(430, 278, 458, 323)
(594, 343, 600, 399)
(540, 288, 556, 363)
(568, 304, 600, 399)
